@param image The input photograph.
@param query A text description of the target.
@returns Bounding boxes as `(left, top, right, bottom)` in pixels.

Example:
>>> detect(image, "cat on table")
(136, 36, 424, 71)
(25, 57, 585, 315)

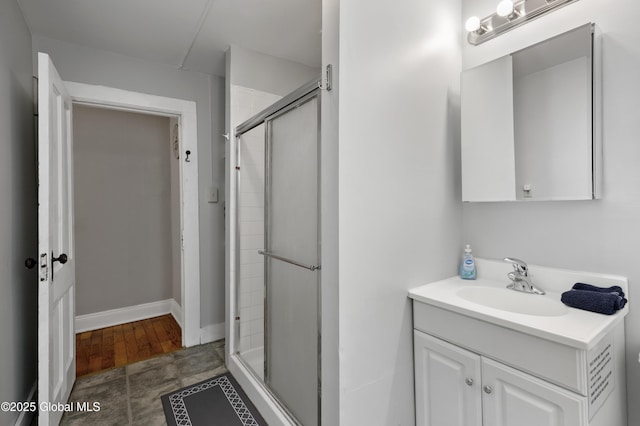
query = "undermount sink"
(457, 286, 569, 317)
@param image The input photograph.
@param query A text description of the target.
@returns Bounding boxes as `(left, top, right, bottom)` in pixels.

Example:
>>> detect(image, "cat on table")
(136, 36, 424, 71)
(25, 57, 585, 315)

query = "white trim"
(14, 381, 37, 426)
(200, 322, 225, 344)
(171, 299, 183, 328)
(75, 299, 176, 333)
(64, 81, 201, 347)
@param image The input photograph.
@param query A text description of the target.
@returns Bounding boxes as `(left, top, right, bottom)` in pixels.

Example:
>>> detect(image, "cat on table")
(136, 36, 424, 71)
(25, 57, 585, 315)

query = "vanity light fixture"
(496, 0, 515, 18)
(466, 0, 580, 46)
(465, 16, 481, 32)
(465, 16, 490, 34)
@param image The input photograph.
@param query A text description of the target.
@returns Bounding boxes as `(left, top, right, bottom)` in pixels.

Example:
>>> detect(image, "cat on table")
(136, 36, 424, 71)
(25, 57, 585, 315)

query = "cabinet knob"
(483, 385, 493, 394)
(465, 378, 474, 386)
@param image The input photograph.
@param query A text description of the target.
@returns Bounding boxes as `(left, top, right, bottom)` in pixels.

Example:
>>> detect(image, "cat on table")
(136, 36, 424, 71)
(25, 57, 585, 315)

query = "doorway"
(72, 104, 182, 376)
(65, 81, 202, 347)
(36, 54, 202, 426)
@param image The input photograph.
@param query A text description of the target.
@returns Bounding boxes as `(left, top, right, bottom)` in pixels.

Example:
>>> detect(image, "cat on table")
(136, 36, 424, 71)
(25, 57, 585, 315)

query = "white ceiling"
(17, 0, 321, 76)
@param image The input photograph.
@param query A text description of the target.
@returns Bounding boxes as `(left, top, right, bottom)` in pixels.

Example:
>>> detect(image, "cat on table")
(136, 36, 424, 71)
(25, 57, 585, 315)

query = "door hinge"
(319, 64, 333, 91)
(173, 123, 180, 160)
(33, 76, 39, 116)
(39, 253, 48, 282)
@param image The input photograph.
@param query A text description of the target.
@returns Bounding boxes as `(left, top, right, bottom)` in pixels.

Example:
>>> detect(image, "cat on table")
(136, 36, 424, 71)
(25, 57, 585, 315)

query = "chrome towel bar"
(258, 250, 321, 272)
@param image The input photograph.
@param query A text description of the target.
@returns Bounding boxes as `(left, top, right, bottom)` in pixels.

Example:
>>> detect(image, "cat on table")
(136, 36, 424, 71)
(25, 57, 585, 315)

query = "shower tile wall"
(232, 85, 281, 356)
(238, 127, 265, 354)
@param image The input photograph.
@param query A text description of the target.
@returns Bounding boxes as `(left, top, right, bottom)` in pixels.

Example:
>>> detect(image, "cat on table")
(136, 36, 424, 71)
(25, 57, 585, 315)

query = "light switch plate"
(207, 187, 218, 203)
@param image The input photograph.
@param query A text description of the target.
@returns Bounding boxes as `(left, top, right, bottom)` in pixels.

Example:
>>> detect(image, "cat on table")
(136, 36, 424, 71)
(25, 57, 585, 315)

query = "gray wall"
(460, 0, 640, 424)
(169, 117, 182, 305)
(73, 105, 173, 315)
(33, 35, 226, 328)
(320, 0, 339, 423)
(0, 0, 37, 424)
(335, 0, 462, 424)
(210, 76, 226, 329)
(228, 45, 319, 96)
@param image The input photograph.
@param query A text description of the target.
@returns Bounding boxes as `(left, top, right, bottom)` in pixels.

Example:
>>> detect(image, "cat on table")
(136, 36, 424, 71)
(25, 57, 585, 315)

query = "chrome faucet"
(503, 257, 545, 295)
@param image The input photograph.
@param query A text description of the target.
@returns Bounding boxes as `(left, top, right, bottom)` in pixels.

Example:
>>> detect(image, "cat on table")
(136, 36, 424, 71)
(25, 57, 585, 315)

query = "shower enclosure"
(233, 80, 320, 426)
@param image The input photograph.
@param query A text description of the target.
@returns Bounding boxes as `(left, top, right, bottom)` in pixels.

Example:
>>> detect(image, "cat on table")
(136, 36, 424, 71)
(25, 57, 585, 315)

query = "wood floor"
(76, 314, 182, 377)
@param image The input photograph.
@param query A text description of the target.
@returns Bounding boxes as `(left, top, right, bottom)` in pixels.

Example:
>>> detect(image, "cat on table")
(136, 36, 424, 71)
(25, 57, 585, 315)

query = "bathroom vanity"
(409, 259, 628, 426)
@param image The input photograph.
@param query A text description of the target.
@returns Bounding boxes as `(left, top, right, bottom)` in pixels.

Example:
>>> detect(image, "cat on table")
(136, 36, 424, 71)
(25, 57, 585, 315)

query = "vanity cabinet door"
(414, 331, 482, 426)
(481, 358, 588, 426)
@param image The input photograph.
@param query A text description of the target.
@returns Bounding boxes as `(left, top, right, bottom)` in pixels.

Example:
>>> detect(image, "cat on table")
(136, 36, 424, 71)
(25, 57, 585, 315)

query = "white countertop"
(408, 259, 629, 350)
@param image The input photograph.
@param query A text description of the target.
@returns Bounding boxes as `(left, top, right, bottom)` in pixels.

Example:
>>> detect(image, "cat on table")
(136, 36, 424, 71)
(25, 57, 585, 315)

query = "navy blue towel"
(572, 282, 625, 298)
(561, 289, 627, 315)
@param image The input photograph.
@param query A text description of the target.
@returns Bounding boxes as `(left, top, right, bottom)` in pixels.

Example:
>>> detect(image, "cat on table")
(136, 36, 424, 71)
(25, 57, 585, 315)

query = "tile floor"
(57, 339, 227, 425)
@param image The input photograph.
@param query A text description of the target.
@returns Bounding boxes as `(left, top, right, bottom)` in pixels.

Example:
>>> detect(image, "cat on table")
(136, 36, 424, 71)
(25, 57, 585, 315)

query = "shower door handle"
(258, 250, 320, 272)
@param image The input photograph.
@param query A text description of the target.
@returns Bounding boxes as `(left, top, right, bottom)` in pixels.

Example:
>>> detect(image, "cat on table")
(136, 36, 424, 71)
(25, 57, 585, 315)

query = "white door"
(37, 52, 75, 426)
(414, 331, 482, 426)
(482, 357, 587, 426)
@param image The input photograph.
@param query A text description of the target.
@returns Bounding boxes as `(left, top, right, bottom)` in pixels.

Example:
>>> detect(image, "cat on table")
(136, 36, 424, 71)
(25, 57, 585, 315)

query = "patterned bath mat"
(161, 372, 267, 426)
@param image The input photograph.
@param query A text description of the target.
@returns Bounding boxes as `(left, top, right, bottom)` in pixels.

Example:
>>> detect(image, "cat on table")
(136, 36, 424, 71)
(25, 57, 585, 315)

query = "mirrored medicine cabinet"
(461, 23, 601, 202)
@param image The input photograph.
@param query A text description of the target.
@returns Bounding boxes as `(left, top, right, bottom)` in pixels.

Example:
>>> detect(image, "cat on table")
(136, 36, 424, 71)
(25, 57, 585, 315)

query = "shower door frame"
(232, 78, 321, 426)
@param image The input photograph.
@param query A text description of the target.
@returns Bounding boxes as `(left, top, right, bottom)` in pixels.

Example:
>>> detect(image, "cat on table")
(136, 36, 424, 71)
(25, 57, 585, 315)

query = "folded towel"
(572, 282, 625, 298)
(561, 289, 627, 315)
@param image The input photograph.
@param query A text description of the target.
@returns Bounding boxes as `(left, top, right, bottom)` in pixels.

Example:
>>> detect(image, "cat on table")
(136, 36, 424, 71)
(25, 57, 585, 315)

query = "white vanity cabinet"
(414, 330, 586, 426)
(482, 357, 585, 426)
(414, 331, 482, 426)
(409, 260, 629, 426)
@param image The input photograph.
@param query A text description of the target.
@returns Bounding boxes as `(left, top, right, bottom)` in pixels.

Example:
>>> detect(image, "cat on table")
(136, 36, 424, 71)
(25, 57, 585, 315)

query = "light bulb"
(496, 0, 514, 17)
(465, 16, 481, 32)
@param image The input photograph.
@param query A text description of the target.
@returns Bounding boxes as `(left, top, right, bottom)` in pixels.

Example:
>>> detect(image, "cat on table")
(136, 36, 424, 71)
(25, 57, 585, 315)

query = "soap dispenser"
(459, 244, 477, 280)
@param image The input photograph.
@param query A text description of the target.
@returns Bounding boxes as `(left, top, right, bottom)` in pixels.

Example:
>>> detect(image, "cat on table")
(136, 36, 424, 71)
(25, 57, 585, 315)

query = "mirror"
(461, 23, 601, 202)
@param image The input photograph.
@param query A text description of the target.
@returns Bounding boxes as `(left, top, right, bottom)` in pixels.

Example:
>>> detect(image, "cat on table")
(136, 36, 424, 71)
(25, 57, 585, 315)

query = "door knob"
(52, 253, 68, 265)
(483, 385, 493, 394)
(25, 257, 37, 269)
(51, 252, 68, 282)
(465, 378, 474, 386)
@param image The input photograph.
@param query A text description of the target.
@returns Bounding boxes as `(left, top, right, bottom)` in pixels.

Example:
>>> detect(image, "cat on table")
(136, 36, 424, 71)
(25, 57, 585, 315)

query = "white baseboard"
(14, 381, 36, 426)
(200, 322, 225, 344)
(170, 299, 183, 328)
(75, 299, 177, 333)
(75, 299, 223, 349)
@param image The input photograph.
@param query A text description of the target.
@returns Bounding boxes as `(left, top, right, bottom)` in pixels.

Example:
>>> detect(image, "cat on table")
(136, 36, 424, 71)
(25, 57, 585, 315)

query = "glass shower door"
(264, 93, 320, 426)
